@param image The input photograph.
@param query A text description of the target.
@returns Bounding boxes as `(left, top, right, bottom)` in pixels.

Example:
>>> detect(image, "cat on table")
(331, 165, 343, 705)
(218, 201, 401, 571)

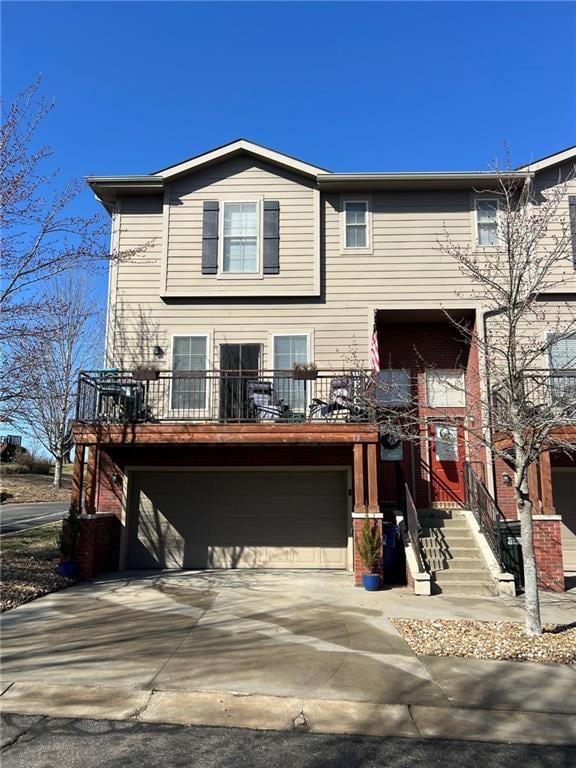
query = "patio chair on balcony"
(309, 376, 353, 421)
(309, 375, 369, 422)
(247, 380, 285, 421)
(94, 371, 146, 422)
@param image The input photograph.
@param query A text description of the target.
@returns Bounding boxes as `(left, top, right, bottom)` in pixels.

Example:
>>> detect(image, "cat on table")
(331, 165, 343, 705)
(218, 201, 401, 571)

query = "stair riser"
(433, 571, 491, 582)
(419, 521, 469, 529)
(428, 560, 488, 571)
(434, 584, 496, 596)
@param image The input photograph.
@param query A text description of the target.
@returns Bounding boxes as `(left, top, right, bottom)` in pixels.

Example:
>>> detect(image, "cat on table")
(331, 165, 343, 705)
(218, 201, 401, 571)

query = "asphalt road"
(0, 502, 68, 536)
(1, 715, 574, 768)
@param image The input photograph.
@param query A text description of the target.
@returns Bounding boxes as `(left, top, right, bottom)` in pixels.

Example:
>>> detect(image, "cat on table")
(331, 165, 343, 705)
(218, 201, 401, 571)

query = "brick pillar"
(352, 512, 383, 586)
(75, 513, 121, 581)
(532, 516, 564, 592)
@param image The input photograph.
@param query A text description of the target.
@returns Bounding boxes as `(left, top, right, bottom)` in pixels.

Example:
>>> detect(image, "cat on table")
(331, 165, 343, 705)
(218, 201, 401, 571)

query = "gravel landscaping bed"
(1, 522, 73, 612)
(392, 618, 576, 664)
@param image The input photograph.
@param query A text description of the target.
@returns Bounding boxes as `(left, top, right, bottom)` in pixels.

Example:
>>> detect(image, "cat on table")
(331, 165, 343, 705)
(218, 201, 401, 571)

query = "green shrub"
(356, 514, 381, 573)
(58, 502, 81, 560)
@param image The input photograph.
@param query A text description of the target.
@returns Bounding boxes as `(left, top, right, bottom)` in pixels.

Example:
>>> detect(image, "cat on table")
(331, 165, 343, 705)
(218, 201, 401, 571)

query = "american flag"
(370, 322, 380, 373)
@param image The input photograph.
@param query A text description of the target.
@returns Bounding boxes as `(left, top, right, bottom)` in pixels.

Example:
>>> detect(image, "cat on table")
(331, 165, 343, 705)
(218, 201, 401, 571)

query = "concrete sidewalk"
(1, 571, 575, 745)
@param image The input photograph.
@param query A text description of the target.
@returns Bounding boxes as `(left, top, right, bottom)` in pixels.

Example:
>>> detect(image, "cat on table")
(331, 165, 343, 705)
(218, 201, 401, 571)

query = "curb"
(1, 682, 575, 746)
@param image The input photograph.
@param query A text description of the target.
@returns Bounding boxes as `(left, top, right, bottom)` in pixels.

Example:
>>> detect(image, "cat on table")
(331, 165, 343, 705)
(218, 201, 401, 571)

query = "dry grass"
(1, 472, 71, 504)
(1, 522, 73, 611)
(392, 618, 576, 665)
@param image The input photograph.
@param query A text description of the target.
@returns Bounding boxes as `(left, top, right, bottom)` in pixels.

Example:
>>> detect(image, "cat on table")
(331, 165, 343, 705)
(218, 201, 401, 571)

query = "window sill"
(339, 247, 374, 256)
(214, 272, 265, 281)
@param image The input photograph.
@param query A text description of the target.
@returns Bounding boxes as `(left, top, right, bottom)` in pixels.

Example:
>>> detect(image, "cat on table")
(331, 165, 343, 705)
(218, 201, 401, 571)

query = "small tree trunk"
(517, 480, 542, 636)
(53, 456, 63, 489)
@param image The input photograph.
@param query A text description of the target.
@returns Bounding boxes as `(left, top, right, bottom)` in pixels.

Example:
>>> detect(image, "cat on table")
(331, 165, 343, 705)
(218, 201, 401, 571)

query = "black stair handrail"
(403, 483, 426, 573)
(462, 461, 504, 570)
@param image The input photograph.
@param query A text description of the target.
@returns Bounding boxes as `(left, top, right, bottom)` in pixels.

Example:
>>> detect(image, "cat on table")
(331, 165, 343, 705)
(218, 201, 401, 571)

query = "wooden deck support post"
(71, 444, 85, 512)
(366, 442, 379, 513)
(539, 450, 555, 515)
(85, 447, 98, 514)
(353, 442, 366, 513)
(527, 461, 541, 514)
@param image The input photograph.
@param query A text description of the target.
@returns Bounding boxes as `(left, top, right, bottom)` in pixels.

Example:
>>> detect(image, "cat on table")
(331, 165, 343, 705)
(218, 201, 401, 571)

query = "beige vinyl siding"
(485, 299, 576, 374)
(163, 157, 317, 297)
(530, 160, 576, 293)
(107, 159, 575, 371)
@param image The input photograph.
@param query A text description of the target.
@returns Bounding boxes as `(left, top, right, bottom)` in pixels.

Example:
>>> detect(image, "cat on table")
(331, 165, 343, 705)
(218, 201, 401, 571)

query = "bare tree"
(20, 275, 102, 487)
(357, 165, 575, 636)
(0, 79, 106, 422)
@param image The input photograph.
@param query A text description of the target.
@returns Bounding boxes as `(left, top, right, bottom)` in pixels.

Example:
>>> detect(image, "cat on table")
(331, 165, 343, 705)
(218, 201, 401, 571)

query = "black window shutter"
(263, 200, 280, 275)
(202, 201, 219, 274)
(569, 196, 576, 268)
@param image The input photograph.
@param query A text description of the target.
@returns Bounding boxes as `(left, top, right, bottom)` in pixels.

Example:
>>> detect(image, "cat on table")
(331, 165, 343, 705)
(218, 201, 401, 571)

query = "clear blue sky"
(3, 1, 575, 182)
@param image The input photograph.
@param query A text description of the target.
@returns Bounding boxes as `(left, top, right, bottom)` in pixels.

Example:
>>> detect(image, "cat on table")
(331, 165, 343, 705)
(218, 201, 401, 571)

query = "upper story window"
(222, 202, 259, 273)
(475, 198, 499, 246)
(341, 199, 371, 251)
(426, 370, 465, 408)
(201, 199, 279, 277)
(549, 333, 576, 371)
(375, 369, 412, 407)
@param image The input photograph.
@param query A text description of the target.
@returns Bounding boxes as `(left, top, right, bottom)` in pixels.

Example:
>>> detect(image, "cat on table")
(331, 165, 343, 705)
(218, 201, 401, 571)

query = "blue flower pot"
(362, 573, 382, 591)
(58, 561, 77, 578)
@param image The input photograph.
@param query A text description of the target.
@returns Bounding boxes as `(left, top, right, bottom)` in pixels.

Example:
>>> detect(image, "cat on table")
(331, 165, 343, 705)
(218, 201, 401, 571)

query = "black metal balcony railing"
(491, 369, 576, 425)
(76, 369, 374, 425)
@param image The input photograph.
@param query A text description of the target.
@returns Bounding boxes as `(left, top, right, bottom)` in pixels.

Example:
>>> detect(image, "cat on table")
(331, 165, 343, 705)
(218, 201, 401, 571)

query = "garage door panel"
(131, 492, 185, 569)
(128, 470, 349, 570)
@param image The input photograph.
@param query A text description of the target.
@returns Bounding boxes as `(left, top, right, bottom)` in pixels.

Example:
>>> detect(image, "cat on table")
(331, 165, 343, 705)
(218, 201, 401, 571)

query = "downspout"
(481, 306, 505, 498)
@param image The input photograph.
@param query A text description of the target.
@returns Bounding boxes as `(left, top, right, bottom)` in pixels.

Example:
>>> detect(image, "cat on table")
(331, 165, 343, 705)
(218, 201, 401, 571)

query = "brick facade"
(377, 316, 483, 508)
(74, 513, 121, 581)
(532, 517, 564, 592)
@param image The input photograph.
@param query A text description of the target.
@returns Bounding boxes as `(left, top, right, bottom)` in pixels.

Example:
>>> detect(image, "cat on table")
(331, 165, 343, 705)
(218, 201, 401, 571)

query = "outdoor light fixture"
(153, 346, 164, 358)
(111, 472, 121, 484)
(502, 473, 512, 486)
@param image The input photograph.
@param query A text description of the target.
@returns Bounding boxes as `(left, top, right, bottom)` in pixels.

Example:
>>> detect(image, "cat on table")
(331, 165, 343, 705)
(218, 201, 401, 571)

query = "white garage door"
(127, 469, 349, 570)
(552, 468, 576, 572)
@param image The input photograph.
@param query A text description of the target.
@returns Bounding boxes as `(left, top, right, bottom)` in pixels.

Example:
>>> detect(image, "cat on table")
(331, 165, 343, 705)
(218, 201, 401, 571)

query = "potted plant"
(57, 502, 81, 578)
(356, 513, 382, 591)
(292, 362, 318, 380)
(132, 364, 160, 381)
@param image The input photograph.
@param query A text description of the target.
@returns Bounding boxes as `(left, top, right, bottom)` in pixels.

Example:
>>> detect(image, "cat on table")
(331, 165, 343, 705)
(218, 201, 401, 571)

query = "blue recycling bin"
(382, 523, 399, 571)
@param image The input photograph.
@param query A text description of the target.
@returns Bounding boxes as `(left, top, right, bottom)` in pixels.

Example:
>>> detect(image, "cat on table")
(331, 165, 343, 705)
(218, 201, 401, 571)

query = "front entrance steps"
(418, 509, 497, 597)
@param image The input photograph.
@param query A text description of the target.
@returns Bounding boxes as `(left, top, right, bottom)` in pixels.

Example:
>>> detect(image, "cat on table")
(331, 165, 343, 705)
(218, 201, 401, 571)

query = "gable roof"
(86, 140, 573, 213)
(151, 139, 330, 179)
(515, 145, 576, 173)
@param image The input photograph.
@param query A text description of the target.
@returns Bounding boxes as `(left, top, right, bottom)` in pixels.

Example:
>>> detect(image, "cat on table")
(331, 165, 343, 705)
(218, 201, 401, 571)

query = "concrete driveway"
(1, 571, 449, 706)
(2, 572, 576, 745)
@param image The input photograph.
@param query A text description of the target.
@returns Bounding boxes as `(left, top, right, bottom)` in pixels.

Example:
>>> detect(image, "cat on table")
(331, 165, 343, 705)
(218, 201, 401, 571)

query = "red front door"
(428, 422, 465, 504)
